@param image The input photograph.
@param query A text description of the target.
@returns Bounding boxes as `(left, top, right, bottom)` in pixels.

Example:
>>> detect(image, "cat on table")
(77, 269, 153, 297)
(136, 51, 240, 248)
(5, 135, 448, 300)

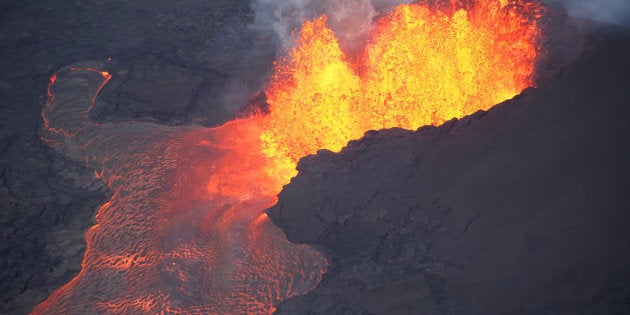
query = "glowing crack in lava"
(34, 1, 543, 314)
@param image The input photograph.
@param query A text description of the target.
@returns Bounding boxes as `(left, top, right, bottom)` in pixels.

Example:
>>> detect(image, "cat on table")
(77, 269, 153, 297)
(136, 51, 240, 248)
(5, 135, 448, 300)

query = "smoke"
(543, 0, 630, 28)
(251, 0, 414, 52)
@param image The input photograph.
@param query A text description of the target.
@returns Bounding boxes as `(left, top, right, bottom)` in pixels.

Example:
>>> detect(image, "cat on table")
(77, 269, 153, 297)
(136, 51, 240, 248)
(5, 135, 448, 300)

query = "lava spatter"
(260, 0, 543, 182)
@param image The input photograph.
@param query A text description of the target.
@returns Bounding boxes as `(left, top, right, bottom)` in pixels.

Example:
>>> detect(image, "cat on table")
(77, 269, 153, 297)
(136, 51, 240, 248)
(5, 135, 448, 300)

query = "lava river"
(34, 1, 543, 314)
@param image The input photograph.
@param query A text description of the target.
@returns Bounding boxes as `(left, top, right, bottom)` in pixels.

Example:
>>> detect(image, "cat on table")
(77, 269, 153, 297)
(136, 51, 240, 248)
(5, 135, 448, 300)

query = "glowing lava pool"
(34, 1, 543, 313)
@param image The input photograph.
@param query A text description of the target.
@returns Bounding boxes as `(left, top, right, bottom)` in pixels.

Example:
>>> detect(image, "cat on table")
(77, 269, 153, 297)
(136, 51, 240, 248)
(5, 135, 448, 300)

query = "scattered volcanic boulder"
(268, 37, 630, 314)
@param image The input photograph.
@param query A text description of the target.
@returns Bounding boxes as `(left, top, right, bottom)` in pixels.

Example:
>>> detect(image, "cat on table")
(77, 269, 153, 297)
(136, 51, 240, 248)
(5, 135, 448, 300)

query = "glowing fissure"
(35, 1, 543, 314)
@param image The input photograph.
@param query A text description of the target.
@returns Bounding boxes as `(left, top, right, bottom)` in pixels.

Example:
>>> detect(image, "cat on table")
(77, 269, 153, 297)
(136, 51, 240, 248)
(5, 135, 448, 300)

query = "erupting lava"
(35, 1, 543, 314)
(260, 0, 542, 180)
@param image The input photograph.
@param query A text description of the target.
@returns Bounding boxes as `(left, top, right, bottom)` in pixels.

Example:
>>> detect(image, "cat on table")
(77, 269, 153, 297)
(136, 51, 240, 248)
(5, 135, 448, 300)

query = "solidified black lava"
(268, 38, 630, 314)
(0, 1, 274, 313)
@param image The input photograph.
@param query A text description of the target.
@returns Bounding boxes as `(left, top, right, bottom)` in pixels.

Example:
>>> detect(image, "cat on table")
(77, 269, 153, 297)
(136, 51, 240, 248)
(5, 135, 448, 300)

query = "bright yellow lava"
(258, 1, 543, 183)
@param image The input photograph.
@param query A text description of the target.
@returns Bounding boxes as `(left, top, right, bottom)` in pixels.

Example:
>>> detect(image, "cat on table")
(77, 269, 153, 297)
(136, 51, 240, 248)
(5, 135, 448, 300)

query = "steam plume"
(543, 0, 630, 28)
(251, 0, 414, 51)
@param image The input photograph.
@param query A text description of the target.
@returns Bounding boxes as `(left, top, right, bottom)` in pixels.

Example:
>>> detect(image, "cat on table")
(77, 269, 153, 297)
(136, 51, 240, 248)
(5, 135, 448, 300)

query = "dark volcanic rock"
(268, 38, 630, 314)
(0, 1, 275, 313)
(0, 148, 107, 314)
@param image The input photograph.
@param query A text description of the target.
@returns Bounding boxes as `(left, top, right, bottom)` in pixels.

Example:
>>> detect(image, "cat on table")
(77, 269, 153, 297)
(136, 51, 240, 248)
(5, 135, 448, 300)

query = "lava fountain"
(34, 1, 543, 314)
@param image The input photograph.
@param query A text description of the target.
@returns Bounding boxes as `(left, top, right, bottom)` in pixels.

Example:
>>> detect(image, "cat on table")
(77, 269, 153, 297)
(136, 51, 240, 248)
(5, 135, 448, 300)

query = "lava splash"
(34, 1, 543, 314)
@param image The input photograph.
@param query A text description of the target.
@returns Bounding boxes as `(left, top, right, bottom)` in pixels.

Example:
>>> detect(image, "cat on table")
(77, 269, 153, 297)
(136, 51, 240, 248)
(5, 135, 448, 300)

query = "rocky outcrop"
(269, 38, 630, 314)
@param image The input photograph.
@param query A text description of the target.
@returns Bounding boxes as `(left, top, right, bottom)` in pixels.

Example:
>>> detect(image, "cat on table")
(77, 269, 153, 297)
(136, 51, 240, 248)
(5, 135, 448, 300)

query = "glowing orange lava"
(35, 1, 543, 314)
(260, 0, 543, 181)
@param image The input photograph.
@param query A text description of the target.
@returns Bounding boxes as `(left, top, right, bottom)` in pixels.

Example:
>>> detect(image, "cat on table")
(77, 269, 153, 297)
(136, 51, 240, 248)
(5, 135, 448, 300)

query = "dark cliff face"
(268, 38, 630, 314)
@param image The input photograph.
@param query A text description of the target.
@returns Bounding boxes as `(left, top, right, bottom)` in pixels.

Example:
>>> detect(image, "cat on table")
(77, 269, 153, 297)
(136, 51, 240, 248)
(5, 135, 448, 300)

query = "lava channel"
(34, 1, 544, 314)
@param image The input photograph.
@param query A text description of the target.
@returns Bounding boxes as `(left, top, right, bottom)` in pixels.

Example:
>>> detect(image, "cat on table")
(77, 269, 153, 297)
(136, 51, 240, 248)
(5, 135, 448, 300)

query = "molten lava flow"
(35, 82, 326, 314)
(35, 1, 543, 314)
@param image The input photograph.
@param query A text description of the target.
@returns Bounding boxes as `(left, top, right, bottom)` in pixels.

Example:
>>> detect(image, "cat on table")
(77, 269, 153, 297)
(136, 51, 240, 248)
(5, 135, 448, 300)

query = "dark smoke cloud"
(543, 0, 630, 28)
(251, 0, 414, 51)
